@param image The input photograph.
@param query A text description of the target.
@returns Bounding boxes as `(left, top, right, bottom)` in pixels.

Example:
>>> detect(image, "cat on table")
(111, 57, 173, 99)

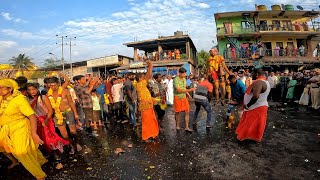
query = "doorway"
(263, 42, 272, 56)
(296, 39, 306, 48)
(259, 20, 268, 31)
(224, 22, 233, 34)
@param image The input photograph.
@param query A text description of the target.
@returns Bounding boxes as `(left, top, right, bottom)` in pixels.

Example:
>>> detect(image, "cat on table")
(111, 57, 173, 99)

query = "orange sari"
(136, 80, 159, 140)
(235, 106, 268, 142)
(236, 76, 268, 142)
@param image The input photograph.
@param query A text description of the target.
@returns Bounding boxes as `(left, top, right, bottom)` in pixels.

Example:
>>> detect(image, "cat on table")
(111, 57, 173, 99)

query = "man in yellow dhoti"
(0, 79, 46, 180)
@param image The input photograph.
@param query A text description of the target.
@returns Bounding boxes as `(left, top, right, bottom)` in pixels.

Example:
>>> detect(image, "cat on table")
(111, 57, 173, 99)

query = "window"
(259, 20, 268, 31)
(241, 21, 252, 29)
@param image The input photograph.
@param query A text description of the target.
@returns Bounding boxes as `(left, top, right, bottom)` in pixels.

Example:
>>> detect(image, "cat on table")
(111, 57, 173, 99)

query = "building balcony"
(224, 48, 320, 66)
(217, 26, 258, 37)
(258, 24, 319, 33)
(217, 24, 319, 37)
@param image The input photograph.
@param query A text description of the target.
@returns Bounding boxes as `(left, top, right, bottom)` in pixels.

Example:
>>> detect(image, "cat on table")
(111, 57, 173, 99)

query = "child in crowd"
(91, 89, 102, 130)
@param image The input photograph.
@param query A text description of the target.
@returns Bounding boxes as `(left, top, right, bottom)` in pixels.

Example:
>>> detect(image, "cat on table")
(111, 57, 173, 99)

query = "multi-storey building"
(214, 4, 320, 70)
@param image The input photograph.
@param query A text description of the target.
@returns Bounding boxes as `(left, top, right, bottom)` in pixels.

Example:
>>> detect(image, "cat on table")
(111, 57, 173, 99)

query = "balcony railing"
(222, 48, 315, 60)
(258, 24, 319, 32)
(217, 26, 257, 36)
(217, 24, 319, 36)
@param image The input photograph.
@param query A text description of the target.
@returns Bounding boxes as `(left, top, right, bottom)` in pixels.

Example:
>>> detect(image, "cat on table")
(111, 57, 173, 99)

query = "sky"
(0, 0, 319, 67)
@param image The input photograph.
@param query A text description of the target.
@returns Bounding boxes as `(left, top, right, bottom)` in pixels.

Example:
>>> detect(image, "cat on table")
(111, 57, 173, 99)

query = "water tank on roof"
(174, 31, 183, 36)
(257, 5, 267, 11)
(271, 5, 281, 11)
(284, 4, 294, 11)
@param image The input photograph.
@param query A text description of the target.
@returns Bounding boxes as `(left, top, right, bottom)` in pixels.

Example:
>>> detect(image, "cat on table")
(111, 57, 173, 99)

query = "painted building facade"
(214, 5, 320, 69)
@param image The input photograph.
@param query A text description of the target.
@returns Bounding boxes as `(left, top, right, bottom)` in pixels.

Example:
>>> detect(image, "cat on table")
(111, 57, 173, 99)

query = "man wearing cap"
(207, 47, 232, 105)
(308, 68, 320, 109)
(173, 67, 196, 132)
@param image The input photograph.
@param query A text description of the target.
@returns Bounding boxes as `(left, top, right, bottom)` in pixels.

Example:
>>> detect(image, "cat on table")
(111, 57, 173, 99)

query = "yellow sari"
(136, 80, 159, 140)
(0, 80, 46, 178)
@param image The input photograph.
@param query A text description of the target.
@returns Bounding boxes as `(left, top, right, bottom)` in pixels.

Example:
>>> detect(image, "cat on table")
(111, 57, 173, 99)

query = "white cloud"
(196, 3, 210, 9)
(1, 12, 27, 23)
(55, 0, 217, 61)
(1, 29, 46, 40)
(0, 41, 18, 62)
(0, 40, 17, 48)
(1, 12, 12, 20)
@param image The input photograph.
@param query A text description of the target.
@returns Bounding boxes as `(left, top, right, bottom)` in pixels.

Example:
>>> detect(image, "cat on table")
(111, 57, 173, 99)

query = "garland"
(47, 87, 64, 125)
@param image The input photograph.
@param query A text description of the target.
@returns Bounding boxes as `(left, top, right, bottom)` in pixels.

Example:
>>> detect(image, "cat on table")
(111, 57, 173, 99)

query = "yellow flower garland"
(47, 87, 64, 125)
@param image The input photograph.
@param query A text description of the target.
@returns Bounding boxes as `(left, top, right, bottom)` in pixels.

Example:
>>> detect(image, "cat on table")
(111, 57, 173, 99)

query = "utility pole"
(68, 37, 76, 78)
(57, 35, 68, 72)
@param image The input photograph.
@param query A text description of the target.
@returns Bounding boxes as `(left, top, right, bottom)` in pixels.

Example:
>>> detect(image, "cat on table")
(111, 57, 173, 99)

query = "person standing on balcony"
(168, 50, 172, 60)
(207, 48, 232, 106)
(299, 45, 305, 57)
(274, 45, 280, 56)
(172, 49, 176, 60)
(231, 46, 236, 59)
(176, 49, 181, 60)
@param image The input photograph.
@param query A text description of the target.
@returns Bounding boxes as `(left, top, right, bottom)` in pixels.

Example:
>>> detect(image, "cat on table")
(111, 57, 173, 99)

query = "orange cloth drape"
(173, 96, 190, 113)
(235, 106, 268, 142)
(141, 108, 159, 140)
(136, 79, 159, 140)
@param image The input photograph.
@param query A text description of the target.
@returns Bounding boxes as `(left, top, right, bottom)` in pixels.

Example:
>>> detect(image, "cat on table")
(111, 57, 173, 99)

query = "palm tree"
(9, 54, 35, 76)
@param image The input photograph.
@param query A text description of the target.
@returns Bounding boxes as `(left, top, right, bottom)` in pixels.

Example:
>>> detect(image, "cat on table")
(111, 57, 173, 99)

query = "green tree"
(9, 53, 35, 76)
(196, 50, 210, 75)
(44, 58, 59, 69)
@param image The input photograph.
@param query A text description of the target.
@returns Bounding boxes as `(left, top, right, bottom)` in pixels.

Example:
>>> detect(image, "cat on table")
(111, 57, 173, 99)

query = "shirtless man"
(207, 48, 232, 105)
(46, 76, 81, 154)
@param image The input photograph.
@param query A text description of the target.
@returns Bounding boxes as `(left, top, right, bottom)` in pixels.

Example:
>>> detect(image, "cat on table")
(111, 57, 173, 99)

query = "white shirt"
(111, 83, 124, 103)
(244, 80, 271, 111)
(267, 75, 278, 88)
(68, 87, 78, 103)
(239, 76, 246, 85)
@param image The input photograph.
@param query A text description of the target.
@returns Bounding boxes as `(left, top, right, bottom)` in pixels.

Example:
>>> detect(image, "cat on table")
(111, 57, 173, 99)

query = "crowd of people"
(137, 49, 182, 61)
(223, 42, 320, 60)
(0, 53, 319, 179)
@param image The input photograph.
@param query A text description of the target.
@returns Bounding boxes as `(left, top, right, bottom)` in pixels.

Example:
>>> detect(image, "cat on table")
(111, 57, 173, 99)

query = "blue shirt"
(96, 84, 106, 103)
(230, 80, 246, 102)
(186, 79, 192, 87)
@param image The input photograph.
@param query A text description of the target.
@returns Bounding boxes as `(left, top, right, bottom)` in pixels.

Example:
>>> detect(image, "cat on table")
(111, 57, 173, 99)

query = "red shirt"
(106, 82, 113, 103)
(198, 80, 213, 93)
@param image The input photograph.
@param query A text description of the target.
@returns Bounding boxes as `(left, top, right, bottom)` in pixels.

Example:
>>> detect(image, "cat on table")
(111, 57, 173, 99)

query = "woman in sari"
(286, 76, 297, 103)
(0, 79, 46, 179)
(26, 83, 69, 169)
(135, 61, 159, 142)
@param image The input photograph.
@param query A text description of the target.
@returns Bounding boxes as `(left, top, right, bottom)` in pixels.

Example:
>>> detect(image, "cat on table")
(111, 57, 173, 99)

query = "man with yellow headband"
(0, 79, 46, 179)
(207, 47, 232, 105)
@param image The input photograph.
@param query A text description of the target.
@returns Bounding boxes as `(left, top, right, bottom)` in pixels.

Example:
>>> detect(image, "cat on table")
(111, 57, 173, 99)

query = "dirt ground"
(1, 102, 319, 180)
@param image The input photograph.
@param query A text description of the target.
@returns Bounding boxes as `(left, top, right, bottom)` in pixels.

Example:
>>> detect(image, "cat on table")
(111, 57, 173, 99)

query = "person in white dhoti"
(166, 75, 174, 105)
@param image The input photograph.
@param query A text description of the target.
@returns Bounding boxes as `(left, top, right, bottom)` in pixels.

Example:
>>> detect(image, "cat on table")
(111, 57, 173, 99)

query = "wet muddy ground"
(1, 102, 320, 180)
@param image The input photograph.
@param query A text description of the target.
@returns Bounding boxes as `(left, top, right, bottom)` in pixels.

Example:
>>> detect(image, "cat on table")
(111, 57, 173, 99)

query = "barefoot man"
(207, 47, 232, 105)
(173, 68, 196, 132)
(235, 68, 270, 142)
(47, 76, 82, 154)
